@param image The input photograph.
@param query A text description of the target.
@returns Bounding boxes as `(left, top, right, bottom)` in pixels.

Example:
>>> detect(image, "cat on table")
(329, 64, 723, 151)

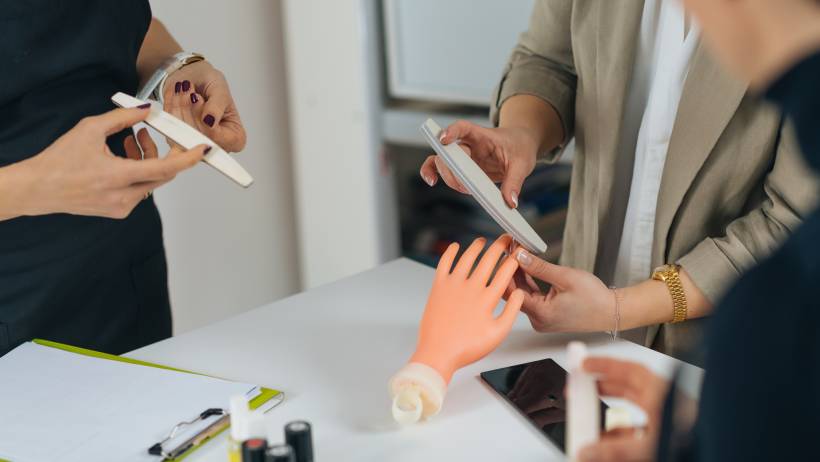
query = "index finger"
(440, 119, 485, 145)
(583, 357, 658, 404)
(124, 145, 207, 184)
(89, 106, 151, 136)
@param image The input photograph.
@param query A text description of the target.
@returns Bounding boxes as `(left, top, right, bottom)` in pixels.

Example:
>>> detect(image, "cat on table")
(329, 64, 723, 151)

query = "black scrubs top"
(0, 0, 172, 355)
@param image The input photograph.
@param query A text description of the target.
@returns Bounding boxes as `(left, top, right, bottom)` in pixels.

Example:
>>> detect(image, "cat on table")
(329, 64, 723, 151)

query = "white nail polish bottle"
(566, 341, 600, 461)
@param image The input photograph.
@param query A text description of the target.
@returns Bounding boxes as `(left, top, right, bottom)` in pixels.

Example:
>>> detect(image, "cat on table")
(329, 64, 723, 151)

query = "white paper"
(0, 343, 259, 462)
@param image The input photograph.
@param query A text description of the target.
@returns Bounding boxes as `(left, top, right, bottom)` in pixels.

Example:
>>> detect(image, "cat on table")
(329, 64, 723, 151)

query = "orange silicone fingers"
(409, 234, 524, 383)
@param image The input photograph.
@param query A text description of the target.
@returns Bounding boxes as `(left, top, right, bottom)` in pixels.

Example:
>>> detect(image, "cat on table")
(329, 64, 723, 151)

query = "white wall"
(148, 0, 299, 333)
(283, 0, 400, 289)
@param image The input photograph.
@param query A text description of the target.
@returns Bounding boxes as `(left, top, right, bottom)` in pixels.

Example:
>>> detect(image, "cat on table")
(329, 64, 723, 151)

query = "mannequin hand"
(411, 235, 526, 382)
(578, 358, 668, 462)
(17, 107, 206, 219)
(507, 248, 614, 333)
(419, 121, 538, 208)
(165, 61, 246, 152)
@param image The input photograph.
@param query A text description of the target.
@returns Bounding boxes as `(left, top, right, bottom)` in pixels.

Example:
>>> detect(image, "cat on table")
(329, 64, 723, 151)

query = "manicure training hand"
(164, 61, 246, 152)
(506, 248, 614, 333)
(410, 234, 526, 382)
(419, 120, 539, 209)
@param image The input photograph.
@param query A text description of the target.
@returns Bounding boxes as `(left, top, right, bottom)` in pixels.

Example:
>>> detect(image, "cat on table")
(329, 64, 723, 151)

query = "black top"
(667, 52, 820, 461)
(0, 0, 173, 355)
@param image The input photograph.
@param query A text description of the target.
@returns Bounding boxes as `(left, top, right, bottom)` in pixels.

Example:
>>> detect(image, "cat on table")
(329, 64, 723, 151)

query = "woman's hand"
(577, 357, 669, 462)
(164, 61, 246, 152)
(507, 248, 615, 333)
(11, 107, 206, 219)
(419, 121, 539, 208)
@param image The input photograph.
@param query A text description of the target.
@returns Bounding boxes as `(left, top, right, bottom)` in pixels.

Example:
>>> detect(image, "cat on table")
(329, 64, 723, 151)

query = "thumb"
(515, 249, 569, 288)
(496, 289, 524, 335)
(500, 158, 531, 209)
(94, 106, 151, 136)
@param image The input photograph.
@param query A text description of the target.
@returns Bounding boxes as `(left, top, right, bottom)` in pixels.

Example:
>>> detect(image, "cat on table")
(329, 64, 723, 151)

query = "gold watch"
(651, 264, 688, 323)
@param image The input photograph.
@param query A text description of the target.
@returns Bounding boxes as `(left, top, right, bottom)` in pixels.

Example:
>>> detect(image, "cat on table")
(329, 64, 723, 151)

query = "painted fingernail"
(137, 103, 151, 109)
(422, 174, 435, 187)
(439, 130, 447, 143)
(511, 191, 519, 208)
(516, 250, 532, 266)
(182, 80, 191, 92)
(203, 114, 215, 127)
(204, 146, 212, 155)
(191, 94, 198, 104)
(174, 81, 182, 94)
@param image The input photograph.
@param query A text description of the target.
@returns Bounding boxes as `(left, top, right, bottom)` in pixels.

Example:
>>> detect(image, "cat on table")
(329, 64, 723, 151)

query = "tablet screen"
(480, 358, 608, 451)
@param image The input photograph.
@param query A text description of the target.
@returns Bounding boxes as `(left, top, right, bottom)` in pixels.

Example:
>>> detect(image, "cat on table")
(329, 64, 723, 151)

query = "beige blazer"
(490, 0, 819, 360)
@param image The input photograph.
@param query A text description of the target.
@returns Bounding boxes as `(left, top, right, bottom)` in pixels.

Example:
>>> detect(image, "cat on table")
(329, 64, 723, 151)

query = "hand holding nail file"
(111, 92, 254, 188)
(420, 119, 547, 254)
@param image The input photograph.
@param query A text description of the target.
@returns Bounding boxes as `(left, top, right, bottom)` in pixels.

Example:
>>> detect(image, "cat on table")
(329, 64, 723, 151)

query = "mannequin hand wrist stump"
(389, 235, 525, 424)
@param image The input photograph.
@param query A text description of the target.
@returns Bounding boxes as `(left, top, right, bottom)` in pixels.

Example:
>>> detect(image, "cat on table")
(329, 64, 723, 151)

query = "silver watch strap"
(136, 52, 205, 103)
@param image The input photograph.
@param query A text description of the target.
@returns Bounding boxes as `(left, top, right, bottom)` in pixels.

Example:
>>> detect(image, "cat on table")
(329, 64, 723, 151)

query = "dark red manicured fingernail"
(203, 114, 215, 127)
(182, 80, 191, 92)
(137, 103, 151, 109)
(204, 146, 212, 154)
(174, 81, 182, 93)
(191, 94, 198, 104)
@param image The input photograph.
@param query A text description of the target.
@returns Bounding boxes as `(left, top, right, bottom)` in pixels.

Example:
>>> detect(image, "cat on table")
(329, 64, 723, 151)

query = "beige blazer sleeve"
(678, 122, 820, 303)
(489, 0, 576, 160)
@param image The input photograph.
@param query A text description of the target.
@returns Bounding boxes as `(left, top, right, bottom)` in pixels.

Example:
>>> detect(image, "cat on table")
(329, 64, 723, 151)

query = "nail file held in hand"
(420, 118, 547, 254)
(111, 92, 254, 188)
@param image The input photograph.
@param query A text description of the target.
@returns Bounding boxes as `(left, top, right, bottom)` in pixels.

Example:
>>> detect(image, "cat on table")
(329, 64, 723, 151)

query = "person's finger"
(452, 238, 487, 278)
(435, 242, 460, 279)
(124, 145, 207, 184)
(578, 437, 648, 462)
(136, 128, 158, 160)
(584, 357, 659, 407)
(433, 156, 469, 194)
(495, 288, 524, 333)
(189, 92, 205, 127)
(86, 107, 151, 137)
(500, 156, 531, 209)
(128, 177, 176, 200)
(124, 135, 141, 160)
(208, 113, 247, 153)
(488, 255, 521, 299)
(472, 234, 514, 286)
(515, 248, 571, 288)
(440, 119, 482, 145)
(420, 156, 439, 187)
(200, 79, 232, 130)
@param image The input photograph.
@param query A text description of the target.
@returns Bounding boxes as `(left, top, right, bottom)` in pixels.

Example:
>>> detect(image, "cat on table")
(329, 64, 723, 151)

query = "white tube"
(566, 342, 600, 461)
(388, 362, 447, 424)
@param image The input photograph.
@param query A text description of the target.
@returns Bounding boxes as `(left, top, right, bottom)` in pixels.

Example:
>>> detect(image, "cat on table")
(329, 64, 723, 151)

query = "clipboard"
(25, 339, 284, 462)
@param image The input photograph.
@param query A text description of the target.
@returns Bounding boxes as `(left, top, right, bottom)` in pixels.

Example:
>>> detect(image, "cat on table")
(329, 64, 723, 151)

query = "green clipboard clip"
(31, 339, 284, 461)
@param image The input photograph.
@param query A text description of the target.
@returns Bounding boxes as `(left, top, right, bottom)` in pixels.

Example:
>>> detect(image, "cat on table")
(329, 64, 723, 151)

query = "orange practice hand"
(411, 235, 526, 382)
(390, 235, 525, 424)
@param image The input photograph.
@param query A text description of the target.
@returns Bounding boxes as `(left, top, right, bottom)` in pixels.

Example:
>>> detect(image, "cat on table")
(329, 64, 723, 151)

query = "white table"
(128, 259, 703, 461)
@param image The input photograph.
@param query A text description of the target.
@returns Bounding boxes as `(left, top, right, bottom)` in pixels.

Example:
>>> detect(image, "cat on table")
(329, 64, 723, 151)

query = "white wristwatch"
(137, 51, 205, 104)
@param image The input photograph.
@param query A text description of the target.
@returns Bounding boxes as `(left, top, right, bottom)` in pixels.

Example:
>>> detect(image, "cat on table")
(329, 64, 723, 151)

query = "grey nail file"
(111, 92, 254, 188)
(421, 118, 548, 254)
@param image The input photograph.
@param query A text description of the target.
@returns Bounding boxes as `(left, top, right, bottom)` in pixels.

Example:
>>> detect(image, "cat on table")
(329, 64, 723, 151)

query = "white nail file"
(111, 92, 254, 188)
(420, 118, 547, 254)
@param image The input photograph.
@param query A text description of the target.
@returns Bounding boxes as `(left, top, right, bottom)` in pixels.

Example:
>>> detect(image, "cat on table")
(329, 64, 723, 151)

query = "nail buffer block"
(420, 118, 547, 254)
(111, 92, 254, 188)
